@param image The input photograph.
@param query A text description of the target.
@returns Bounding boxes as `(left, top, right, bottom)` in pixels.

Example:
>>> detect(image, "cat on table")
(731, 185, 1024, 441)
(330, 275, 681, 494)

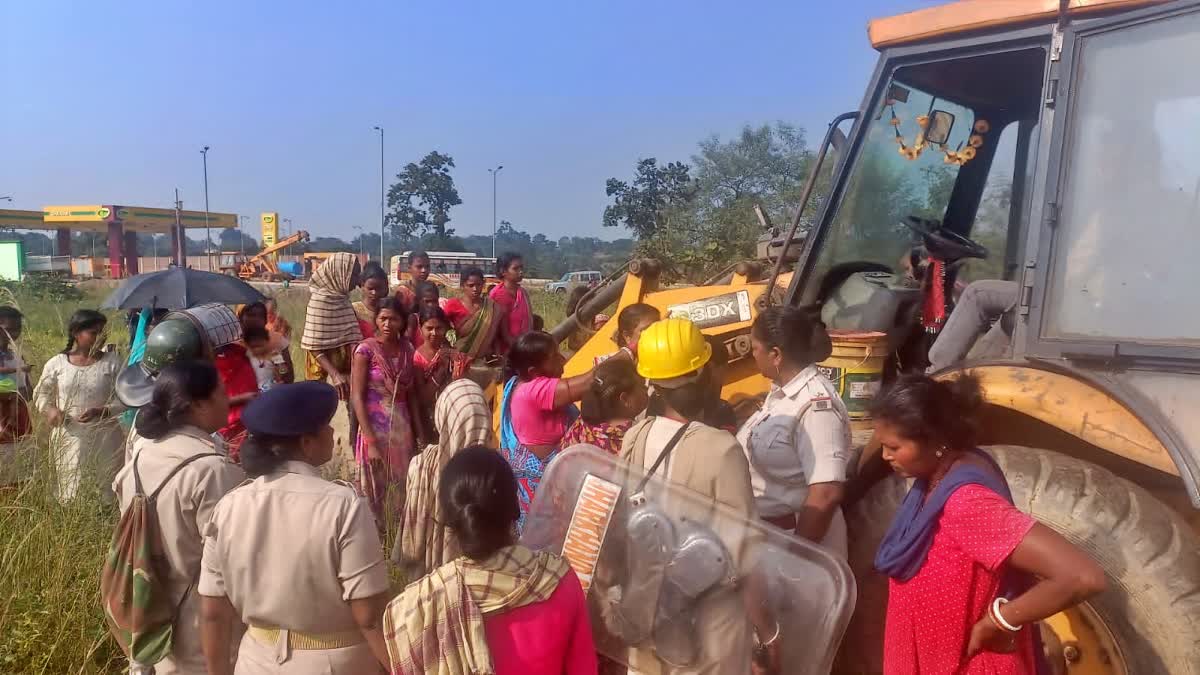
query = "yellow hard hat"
(636, 317, 712, 382)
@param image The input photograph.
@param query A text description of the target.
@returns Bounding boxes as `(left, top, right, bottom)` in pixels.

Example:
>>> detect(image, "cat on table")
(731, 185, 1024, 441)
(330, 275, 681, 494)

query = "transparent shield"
(521, 446, 856, 675)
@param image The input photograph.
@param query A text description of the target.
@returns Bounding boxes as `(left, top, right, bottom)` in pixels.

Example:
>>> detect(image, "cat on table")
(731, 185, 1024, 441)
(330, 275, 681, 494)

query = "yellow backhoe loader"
(554, 1, 1200, 672)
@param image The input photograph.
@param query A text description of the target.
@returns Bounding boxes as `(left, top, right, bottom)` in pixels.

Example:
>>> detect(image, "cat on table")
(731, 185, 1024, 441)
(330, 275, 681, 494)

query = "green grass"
(0, 282, 566, 674)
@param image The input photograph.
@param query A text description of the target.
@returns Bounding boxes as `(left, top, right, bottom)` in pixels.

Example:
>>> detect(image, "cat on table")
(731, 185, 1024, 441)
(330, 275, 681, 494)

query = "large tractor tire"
(839, 445, 1200, 674)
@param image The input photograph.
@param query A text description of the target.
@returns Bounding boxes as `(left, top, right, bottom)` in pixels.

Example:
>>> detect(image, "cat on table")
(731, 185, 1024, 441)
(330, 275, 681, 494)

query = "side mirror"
(923, 110, 955, 146)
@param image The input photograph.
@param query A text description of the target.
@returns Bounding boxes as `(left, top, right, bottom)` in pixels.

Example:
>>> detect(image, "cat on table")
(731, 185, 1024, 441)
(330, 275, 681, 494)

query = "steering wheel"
(901, 216, 989, 262)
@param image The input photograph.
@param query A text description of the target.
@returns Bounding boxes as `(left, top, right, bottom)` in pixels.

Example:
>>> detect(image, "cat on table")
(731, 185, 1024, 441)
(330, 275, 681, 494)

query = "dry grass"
(0, 282, 567, 673)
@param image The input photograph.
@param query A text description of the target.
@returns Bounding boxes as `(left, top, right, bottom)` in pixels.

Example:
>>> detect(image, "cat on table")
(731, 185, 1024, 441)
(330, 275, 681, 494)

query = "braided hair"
(62, 309, 107, 354)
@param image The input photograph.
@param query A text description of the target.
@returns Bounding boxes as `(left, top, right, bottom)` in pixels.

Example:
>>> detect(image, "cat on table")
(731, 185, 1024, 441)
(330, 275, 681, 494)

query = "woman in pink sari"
(350, 297, 425, 524)
(489, 252, 532, 354)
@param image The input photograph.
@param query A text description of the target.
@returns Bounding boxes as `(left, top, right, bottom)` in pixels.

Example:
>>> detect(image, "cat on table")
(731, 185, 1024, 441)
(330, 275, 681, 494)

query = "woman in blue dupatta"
(497, 331, 602, 532)
(871, 373, 1107, 675)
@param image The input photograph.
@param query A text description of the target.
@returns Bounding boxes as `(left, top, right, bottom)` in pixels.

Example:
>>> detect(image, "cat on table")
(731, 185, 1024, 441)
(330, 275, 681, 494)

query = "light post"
(488, 165, 504, 258)
(201, 146, 212, 270)
(373, 126, 385, 265)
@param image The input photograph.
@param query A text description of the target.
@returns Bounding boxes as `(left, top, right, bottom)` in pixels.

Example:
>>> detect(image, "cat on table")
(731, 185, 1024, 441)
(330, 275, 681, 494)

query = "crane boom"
(238, 230, 310, 280)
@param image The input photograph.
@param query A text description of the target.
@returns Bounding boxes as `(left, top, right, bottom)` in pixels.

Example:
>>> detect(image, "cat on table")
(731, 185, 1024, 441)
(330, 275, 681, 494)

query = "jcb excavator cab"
(561, 1, 1200, 672)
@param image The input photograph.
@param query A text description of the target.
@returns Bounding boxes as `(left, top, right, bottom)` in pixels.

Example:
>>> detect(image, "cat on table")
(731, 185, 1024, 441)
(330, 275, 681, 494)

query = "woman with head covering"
(383, 447, 597, 675)
(393, 378, 493, 580)
(198, 381, 392, 675)
(301, 252, 363, 400)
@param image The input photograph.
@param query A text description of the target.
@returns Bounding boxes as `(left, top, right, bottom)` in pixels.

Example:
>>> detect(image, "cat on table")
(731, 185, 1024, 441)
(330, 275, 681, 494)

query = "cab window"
(1042, 11, 1200, 345)
(810, 77, 974, 284)
(807, 48, 1045, 298)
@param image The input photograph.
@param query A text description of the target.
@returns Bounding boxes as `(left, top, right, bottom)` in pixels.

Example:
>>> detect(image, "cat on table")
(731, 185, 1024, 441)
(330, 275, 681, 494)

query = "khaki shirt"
(620, 419, 758, 675)
(198, 460, 390, 634)
(113, 426, 246, 672)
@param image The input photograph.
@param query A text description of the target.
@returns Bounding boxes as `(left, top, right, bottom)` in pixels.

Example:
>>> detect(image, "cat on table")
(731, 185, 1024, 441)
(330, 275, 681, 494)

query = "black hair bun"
(134, 402, 171, 440)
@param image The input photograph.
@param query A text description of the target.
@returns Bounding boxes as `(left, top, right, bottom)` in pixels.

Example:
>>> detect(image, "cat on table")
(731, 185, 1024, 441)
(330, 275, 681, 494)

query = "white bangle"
(757, 621, 781, 646)
(990, 597, 1021, 633)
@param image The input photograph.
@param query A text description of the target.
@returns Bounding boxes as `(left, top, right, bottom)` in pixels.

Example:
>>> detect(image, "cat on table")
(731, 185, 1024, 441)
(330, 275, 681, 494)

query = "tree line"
(383, 122, 828, 282)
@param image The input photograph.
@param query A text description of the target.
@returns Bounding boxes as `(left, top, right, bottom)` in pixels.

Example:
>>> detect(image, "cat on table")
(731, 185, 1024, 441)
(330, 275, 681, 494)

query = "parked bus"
(389, 250, 499, 288)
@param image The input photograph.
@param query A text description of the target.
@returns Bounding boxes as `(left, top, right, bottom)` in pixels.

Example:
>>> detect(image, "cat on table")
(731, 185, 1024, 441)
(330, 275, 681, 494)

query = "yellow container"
(817, 330, 888, 419)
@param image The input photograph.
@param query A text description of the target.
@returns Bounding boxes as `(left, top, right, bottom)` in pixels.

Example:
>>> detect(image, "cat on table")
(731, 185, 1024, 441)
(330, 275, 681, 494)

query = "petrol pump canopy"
(0, 205, 238, 233)
(868, 0, 1168, 48)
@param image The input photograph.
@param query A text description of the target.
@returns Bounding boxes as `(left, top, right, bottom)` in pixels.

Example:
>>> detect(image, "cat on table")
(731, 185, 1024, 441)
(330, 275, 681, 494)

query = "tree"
(304, 236, 354, 253)
(682, 123, 818, 275)
(602, 158, 695, 241)
(218, 228, 260, 253)
(386, 151, 462, 249)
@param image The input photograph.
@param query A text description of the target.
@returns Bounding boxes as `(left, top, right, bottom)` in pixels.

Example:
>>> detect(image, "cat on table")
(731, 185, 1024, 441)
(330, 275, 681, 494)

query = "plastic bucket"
(817, 330, 888, 419)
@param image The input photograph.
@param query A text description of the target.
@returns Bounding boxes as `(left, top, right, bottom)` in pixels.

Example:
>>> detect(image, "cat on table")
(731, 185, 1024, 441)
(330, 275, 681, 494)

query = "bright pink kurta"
(884, 484, 1038, 675)
(484, 568, 598, 675)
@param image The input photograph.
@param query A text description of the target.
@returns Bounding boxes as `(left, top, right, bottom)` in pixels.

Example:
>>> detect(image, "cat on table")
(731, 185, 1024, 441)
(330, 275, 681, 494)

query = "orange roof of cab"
(868, 0, 1168, 49)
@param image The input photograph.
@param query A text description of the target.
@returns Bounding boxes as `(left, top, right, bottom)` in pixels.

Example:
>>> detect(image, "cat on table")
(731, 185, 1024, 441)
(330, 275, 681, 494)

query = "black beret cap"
(242, 381, 339, 437)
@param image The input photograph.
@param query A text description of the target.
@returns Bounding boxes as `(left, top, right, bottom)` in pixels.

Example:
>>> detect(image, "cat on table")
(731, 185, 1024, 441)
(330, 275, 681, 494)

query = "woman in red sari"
(488, 252, 531, 354)
(873, 373, 1107, 674)
(443, 266, 506, 360)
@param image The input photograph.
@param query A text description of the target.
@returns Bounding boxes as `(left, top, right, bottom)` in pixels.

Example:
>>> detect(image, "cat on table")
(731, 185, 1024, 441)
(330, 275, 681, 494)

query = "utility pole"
(201, 146, 212, 270)
(174, 189, 184, 266)
(373, 126, 385, 264)
(489, 165, 504, 258)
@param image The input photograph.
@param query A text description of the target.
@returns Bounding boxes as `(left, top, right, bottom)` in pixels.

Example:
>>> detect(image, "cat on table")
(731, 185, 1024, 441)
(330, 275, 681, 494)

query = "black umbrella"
(101, 266, 266, 310)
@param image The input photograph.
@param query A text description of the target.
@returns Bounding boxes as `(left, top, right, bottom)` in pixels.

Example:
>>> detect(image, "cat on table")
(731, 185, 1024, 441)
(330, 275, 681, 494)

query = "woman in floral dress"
(350, 297, 425, 523)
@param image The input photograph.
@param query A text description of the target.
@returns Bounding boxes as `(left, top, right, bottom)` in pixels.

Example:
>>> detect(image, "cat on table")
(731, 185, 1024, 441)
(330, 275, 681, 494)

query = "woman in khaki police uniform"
(620, 318, 780, 675)
(198, 381, 391, 674)
(113, 361, 246, 674)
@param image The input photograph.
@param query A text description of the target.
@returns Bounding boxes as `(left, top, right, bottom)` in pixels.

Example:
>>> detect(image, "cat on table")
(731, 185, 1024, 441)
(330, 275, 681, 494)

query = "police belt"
(247, 625, 364, 650)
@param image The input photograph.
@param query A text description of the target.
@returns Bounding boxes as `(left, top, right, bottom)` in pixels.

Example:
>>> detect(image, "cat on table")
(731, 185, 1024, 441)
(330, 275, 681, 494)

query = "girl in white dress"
(33, 309, 125, 501)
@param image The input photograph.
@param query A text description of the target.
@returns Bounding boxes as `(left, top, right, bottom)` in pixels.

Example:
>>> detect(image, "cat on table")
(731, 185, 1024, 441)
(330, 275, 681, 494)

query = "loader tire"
(839, 445, 1200, 674)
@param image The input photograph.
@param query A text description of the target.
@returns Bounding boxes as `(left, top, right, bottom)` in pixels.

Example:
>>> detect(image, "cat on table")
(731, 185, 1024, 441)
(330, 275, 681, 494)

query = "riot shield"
(521, 445, 856, 675)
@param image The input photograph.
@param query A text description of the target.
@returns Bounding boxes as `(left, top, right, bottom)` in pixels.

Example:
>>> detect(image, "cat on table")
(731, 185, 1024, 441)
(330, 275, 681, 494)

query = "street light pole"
(373, 126, 385, 264)
(283, 218, 293, 258)
(201, 146, 212, 270)
(489, 165, 504, 258)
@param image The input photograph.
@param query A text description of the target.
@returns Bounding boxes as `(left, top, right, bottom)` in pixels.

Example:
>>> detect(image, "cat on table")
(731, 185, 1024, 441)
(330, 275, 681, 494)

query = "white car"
(547, 270, 602, 294)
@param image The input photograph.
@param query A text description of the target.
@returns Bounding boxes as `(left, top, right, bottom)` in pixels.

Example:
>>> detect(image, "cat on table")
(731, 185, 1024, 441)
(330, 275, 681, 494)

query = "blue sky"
(2, 0, 939, 242)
